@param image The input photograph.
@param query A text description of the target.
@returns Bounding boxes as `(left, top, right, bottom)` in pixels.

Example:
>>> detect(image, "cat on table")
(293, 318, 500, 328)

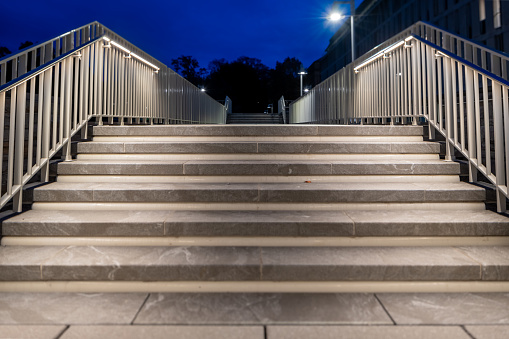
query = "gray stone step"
(3, 210, 509, 238)
(77, 142, 440, 154)
(31, 182, 485, 204)
(91, 125, 425, 137)
(56, 160, 459, 176)
(1, 245, 507, 282)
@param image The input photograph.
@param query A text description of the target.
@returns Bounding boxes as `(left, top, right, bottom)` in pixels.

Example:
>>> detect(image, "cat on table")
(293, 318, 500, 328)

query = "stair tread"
(0, 245, 507, 282)
(32, 182, 485, 203)
(78, 141, 438, 154)
(92, 125, 424, 137)
(3, 210, 508, 237)
(57, 159, 459, 176)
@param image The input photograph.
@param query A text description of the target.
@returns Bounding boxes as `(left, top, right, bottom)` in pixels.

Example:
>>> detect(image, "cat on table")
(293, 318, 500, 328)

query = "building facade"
(309, 0, 509, 86)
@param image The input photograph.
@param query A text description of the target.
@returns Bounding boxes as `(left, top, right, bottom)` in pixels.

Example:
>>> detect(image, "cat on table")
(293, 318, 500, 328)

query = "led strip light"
(354, 36, 414, 72)
(103, 37, 160, 72)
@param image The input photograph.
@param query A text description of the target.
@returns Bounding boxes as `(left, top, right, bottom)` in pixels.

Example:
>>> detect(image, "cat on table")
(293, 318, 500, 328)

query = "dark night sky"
(0, 0, 363, 70)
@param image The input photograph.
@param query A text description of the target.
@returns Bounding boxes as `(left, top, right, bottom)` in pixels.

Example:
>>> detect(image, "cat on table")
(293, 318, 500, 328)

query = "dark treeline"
(171, 55, 303, 113)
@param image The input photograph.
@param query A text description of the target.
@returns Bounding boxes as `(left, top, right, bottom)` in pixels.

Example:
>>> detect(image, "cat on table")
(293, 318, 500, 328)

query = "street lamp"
(298, 69, 307, 96)
(328, 0, 355, 62)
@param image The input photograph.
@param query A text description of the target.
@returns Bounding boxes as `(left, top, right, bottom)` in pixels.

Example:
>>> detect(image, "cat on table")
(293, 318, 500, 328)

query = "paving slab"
(39, 246, 261, 281)
(32, 182, 485, 204)
(376, 293, 509, 324)
(0, 293, 147, 324)
(345, 210, 509, 236)
(57, 160, 185, 175)
(134, 293, 392, 325)
(456, 247, 509, 280)
(60, 325, 264, 339)
(165, 210, 354, 237)
(2, 210, 171, 236)
(464, 325, 509, 339)
(266, 325, 472, 339)
(0, 325, 67, 339)
(0, 246, 66, 281)
(260, 246, 480, 281)
(91, 125, 423, 137)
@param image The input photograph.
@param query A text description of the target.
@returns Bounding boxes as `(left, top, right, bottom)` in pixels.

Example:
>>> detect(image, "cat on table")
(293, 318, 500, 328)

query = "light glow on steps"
(77, 154, 440, 161)
(91, 136, 425, 142)
(56, 175, 460, 184)
(3, 236, 508, 247)
(31, 202, 487, 211)
(1, 281, 509, 293)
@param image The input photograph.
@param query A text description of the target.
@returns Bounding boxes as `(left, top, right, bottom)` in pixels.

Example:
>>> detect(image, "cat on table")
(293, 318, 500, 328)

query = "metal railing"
(290, 22, 509, 213)
(278, 96, 286, 124)
(0, 22, 227, 212)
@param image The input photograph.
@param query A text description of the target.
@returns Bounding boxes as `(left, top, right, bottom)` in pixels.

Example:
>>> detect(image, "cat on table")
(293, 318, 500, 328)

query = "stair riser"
(91, 136, 425, 142)
(77, 142, 440, 154)
(91, 125, 425, 137)
(56, 175, 459, 184)
(57, 163, 459, 176)
(0, 246, 493, 282)
(32, 188, 485, 203)
(77, 154, 440, 161)
(31, 201, 487, 212)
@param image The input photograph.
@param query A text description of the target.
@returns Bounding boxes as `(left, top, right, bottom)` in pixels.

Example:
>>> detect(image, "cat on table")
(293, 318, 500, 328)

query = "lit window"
(479, 0, 486, 21)
(494, 0, 501, 28)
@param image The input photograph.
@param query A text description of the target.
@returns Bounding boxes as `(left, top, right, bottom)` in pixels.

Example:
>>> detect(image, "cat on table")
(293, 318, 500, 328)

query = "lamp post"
(298, 69, 307, 96)
(328, 0, 355, 62)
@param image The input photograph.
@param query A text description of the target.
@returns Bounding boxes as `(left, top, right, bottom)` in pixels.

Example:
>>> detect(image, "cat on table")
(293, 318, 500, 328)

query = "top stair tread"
(91, 125, 424, 137)
(77, 141, 439, 154)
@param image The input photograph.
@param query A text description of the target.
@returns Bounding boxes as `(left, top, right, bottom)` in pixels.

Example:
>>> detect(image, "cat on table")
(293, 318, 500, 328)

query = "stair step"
(3, 210, 509, 237)
(31, 182, 485, 204)
(1, 245, 506, 282)
(56, 160, 459, 176)
(77, 142, 440, 154)
(91, 125, 425, 137)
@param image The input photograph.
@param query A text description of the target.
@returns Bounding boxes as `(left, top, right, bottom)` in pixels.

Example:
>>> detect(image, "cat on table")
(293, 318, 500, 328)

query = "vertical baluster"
(7, 88, 16, 200)
(52, 59, 60, 148)
(0, 92, 5, 198)
(27, 77, 35, 175)
(36, 73, 44, 168)
(13, 82, 26, 212)
(451, 60, 458, 147)
(443, 55, 454, 161)
(459, 64, 466, 152)
(41, 68, 52, 182)
(62, 57, 72, 162)
(493, 82, 506, 212)
(465, 68, 478, 182)
(482, 75, 491, 175)
(474, 72, 482, 173)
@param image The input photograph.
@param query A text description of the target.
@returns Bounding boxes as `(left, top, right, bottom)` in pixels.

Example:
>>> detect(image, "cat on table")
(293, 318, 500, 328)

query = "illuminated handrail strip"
(103, 38, 160, 71)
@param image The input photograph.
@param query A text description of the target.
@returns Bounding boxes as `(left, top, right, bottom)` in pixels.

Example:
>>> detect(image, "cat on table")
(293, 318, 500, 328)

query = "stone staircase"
(1, 124, 509, 293)
(227, 113, 282, 124)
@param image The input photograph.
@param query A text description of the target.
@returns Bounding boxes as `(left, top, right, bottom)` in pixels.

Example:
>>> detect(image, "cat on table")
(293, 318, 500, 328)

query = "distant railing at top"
(278, 96, 287, 124)
(290, 22, 509, 213)
(0, 22, 227, 212)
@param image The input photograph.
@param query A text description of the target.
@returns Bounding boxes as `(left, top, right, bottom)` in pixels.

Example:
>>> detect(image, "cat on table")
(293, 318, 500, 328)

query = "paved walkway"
(0, 293, 508, 338)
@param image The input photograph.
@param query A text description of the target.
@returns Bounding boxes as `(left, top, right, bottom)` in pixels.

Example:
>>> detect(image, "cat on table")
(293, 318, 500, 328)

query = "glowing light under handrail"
(354, 38, 410, 72)
(103, 37, 160, 71)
